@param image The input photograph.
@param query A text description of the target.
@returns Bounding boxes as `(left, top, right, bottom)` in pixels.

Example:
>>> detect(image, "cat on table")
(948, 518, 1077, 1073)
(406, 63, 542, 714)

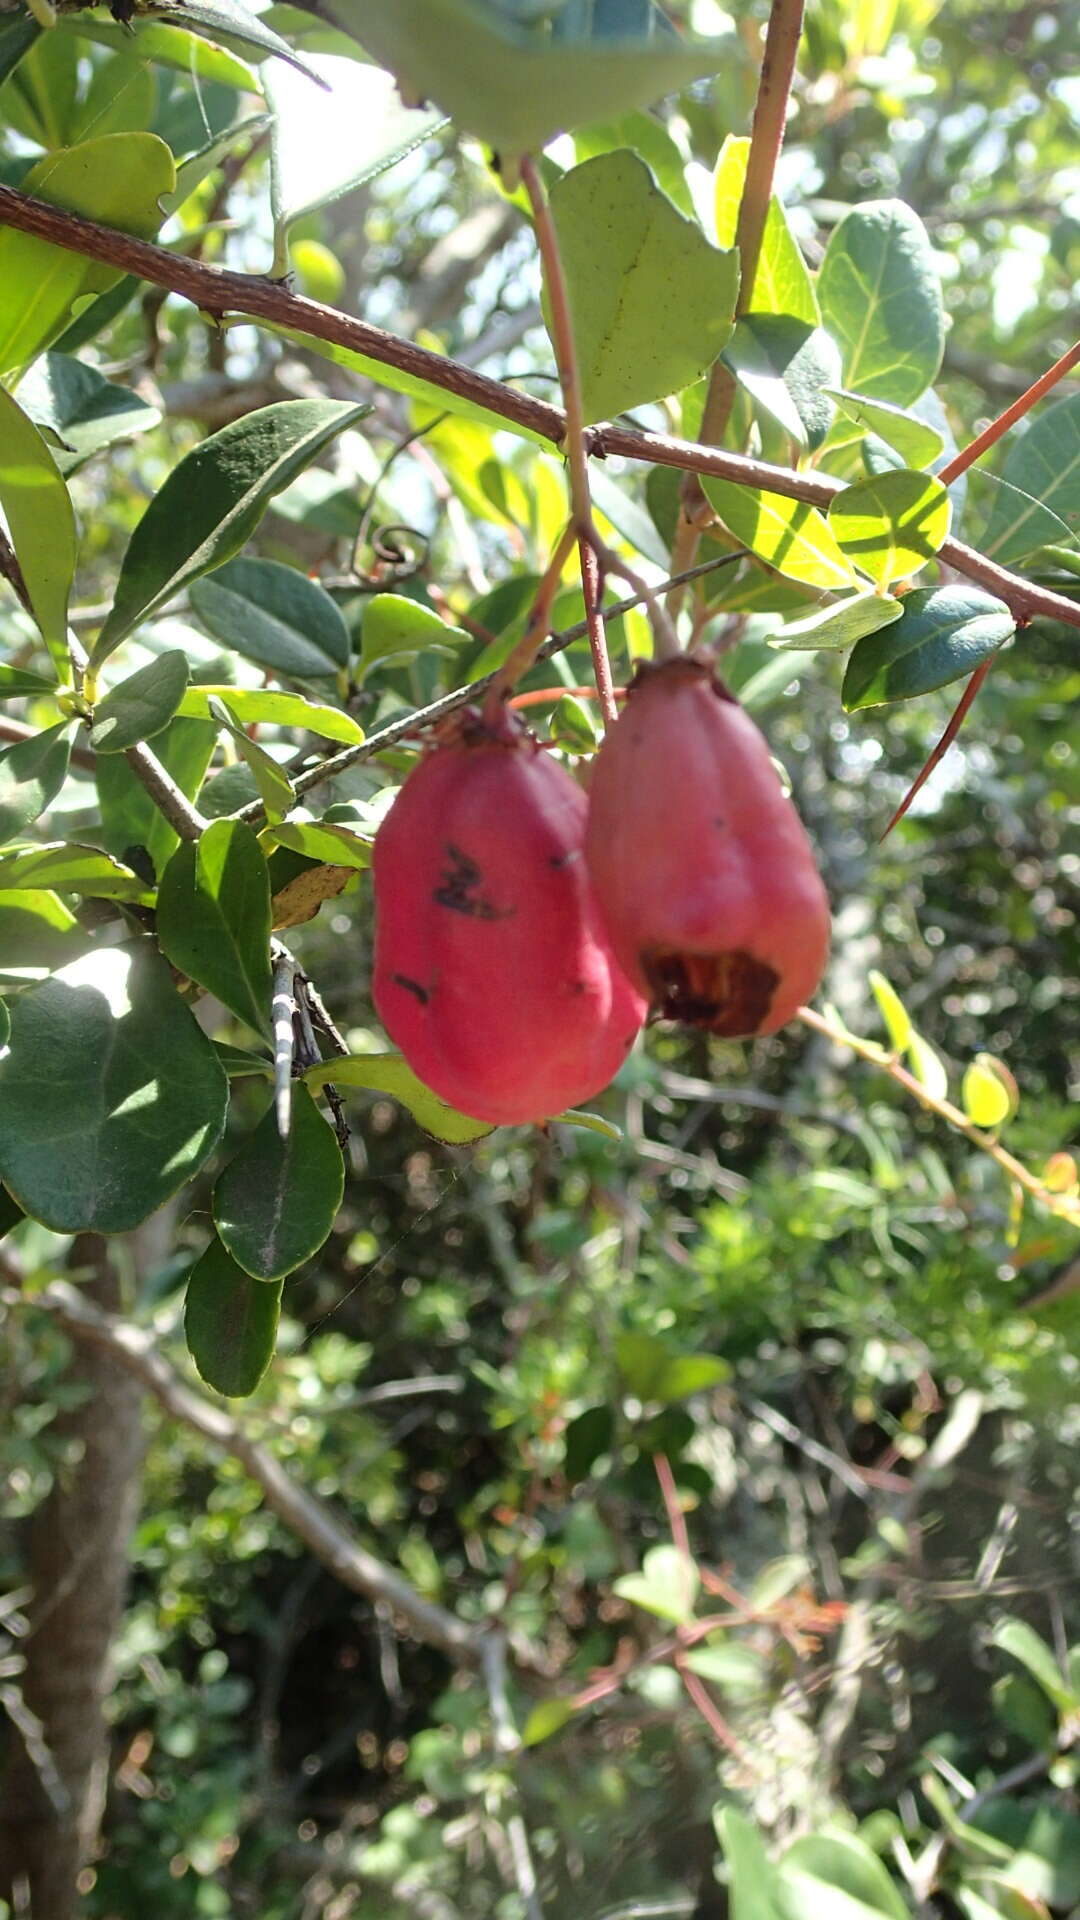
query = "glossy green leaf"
(0, 944, 228, 1233)
(0, 10, 39, 88)
(189, 556, 350, 678)
(868, 970, 912, 1053)
(68, 46, 157, 143)
(817, 200, 944, 405)
(67, 15, 258, 89)
(89, 651, 190, 754)
(214, 1085, 344, 1282)
(178, 686, 362, 746)
(17, 352, 161, 476)
(151, 0, 327, 85)
(327, 0, 728, 161)
(184, 1237, 282, 1398)
(701, 476, 858, 591)
(713, 135, 818, 324)
(207, 697, 296, 821)
(613, 1544, 699, 1625)
(769, 591, 903, 652)
(0, 723, 73, 844)
(359, 593, 471, 676)
(0, 891, 81, 978)
(826, 388, 945, 468)
(265, 55, 444, 233)
(262, 820, 373, 870)
(777, 1832, 911, 1920)
(615, 1330, 728, 1403)
(976, 474, 1076, 570)
(0, 387, 78, 658)
(980, 392, 1080, 564)
(723, 315, 840, 451)
(304, 1052, 494, 1143)
(842, 585, 1014, 710)
(829, 469, 951, 586)
(962, 1055, 1014, 1129)
(548, 149, 738, 424)
(0, 842, 149, 899)
(157, 820, 274, 1037)
(0, 666, 58, 701)
(0, 134, 176, 377)
(95, 715, 217, 876)
(2, 26, 79, 147)
(93, 399, 372, 662)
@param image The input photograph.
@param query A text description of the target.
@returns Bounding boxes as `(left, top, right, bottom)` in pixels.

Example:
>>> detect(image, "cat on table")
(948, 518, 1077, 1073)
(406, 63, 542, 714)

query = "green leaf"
(615, 1330, 728, 1403)
(358, 593, 472, 677)
(777, 1832, 911, 1920)
(0, 134, 176, 377)
(769, 591, 903, 652)
(574, 107, 694, 216)
(152, 0, 328, 85)
(0, 723, 73, 844)
(825, 388, 945, 468)
(303, 1052, 494, 1143)
(95, 715, 217, 877)
(701, 476, 858, 591)
(184, 1237, 282, 1398)
(723, 315, 840, 452)
(327, 0, 728, 161)
(89, 651, 190, 754)
(0, 10, 39, 88)
(262, 820, 373, 870)
(265, 55, 445, 234)
(213, 1041, 274, 1079)
(718, 1809, 784, 1920)
(0, 388, 78, 658)
(0, 666, 59, 701)
(681, 1643, 764, 1695)
(547, 695, 600, 755)
(841, 585, 1014, 710)
(67, 15, 258, 90)
(189, 555, 350, 678)
(157, 820, 274, 1037)
(93, 399, 372, 662)
(906, 1030, 948, 1101)
(976, 473, 1077, 570)
(0, 890, 81, 978)
(0, 842, 149, 899)
(817, 200, 944, 405)
(713, 134, 818, 324)
(980, 392, 1080, 563)
(829, 470, 951, 587)
(868, 969, 912, 1053)
(961, 1055, 1015, 1129)
(17, 352, 161, 476)
(521, 1699, 577, 1747)
(0, 1182, 24, 1240)
(613, 1544, 699, 1624)
(178, 686, 363, 745)
(207, 696, 296, 822)
(214, 1084, 344, 1281)
(0, 944, 228, 1233)
(990, 1618, 1079, 1715)
(548, 149, 737, 425)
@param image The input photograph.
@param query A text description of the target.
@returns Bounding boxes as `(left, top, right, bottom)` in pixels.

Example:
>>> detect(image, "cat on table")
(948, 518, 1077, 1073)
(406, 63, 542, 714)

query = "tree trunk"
(0, 1234, 147, 1920)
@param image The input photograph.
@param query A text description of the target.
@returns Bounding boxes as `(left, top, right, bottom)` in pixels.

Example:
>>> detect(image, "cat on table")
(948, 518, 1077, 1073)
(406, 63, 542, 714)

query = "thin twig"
(123, 740, 207, 840)
(480, 1632, 545, 1920)
(6, 1279, 482, 1666)
(270, 947, 298, 1138)
(938, 337, 1080, 485)
(578, 537, 618, 728)
(797, 1004, 1080, 1229)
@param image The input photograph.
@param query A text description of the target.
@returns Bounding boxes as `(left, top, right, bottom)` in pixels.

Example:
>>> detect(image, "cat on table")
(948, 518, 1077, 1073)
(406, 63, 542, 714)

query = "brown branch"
(123, 741, 207, 841)
(6, 1278, 483, 1668)
(0, 186, 1075, 632)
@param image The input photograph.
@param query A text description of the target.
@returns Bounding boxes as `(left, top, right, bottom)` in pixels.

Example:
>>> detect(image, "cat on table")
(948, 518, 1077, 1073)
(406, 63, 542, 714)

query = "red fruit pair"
(372, 707, 646, 1126)
(372, 658, 830, 1127)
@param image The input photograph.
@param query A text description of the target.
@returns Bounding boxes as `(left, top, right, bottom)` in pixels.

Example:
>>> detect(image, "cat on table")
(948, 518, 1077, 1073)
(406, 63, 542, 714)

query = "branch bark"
(0, 184, 1076, 633)
(6, 1278, 483, 1669)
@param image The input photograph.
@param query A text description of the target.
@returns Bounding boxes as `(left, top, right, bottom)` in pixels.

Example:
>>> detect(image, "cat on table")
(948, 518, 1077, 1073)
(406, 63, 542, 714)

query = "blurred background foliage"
(1, 0, 1078, 1914)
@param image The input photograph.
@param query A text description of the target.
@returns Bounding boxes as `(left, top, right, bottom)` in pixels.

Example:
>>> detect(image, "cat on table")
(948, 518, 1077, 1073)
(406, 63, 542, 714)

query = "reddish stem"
(938, 338, 1080, 486)
(879, 656, 993, 840)
(578, 537, 618, 728)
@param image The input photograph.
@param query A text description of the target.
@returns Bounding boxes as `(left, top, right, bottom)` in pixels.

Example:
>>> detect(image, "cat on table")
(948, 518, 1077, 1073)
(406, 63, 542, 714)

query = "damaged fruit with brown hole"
(372, 707, 647, 1126)
(584, 655, 830, 1037)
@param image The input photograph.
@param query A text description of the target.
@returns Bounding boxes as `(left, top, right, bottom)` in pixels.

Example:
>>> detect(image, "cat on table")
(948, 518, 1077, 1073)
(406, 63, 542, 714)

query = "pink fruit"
(584, 656, 830, 1037)
(372, 708, 647, 1126)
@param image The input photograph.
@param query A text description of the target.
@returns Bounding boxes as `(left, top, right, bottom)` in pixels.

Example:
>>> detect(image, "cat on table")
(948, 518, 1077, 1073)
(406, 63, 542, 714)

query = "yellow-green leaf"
(701, 476, 857, 591)
(829, 469, 951, 587)
(868, 969, 911, 1053)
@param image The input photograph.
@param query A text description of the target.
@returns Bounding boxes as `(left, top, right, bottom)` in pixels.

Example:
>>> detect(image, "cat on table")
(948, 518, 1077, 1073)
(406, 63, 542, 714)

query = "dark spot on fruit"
(393, 973, 430, 1006)
(549, 849, 580, 869)
(433, 843, 513, 920)
(642, 948, 779, 1036)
